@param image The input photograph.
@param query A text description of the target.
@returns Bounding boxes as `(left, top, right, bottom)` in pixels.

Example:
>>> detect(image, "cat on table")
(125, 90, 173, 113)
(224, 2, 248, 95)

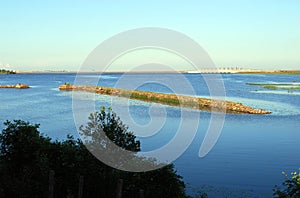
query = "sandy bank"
(0, 84, 30, 89)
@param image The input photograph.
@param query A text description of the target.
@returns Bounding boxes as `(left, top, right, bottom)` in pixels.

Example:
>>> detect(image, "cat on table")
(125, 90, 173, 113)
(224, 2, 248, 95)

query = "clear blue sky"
(0, 0, 299, 71)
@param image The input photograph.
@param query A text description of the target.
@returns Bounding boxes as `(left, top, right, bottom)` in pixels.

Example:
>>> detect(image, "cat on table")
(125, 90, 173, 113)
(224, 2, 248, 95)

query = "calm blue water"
(1, 73, 300, 197)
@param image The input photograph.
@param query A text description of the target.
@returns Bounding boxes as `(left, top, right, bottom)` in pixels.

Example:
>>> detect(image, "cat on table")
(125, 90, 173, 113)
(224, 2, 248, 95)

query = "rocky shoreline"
(59, 84, 271, 114)
(0, 84, 30, 89)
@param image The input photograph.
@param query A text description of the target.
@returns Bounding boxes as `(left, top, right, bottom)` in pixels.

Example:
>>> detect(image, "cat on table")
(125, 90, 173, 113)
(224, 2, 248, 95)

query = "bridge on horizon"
(185, 67, 257, 74)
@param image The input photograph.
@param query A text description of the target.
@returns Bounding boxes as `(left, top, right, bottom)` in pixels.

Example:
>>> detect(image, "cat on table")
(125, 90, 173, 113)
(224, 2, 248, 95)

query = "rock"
(15, 84, 30, 89)
(59, 84, 74, 90)
(0, 84, 30, 89)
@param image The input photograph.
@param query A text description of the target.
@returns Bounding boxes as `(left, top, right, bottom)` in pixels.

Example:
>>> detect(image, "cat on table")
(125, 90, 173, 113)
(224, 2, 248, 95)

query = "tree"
(274, 169, 300, 198)
(0, 69, 15, 74)
(79, 106, 189, 197)
(0, 108, 190, 198)
(79, 106, 141, 171)
(79, 106, 140, 152)
(0, 120, 51, 197)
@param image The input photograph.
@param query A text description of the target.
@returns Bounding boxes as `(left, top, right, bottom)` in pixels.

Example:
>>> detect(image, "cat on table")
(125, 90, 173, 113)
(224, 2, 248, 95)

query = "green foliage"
(274, 169, 300, 198)
(129, 92, 180, 106)
(130, 93, 149, 101)
(0, 69, 15, 74)
(79, 107, 188, 197)
(0, 120, 51, 197)
(247, 83, 300, 91)
(80, 106, 140, 152)
(159, 97, 180, 105)
(0, 108, 189, 198)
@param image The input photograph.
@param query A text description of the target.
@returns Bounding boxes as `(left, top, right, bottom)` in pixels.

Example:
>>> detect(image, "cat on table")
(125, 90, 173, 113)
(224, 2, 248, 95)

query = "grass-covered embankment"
(238, 70, 300, 75)
(247, 83, 300, 91)
(59, 84, 271, 114)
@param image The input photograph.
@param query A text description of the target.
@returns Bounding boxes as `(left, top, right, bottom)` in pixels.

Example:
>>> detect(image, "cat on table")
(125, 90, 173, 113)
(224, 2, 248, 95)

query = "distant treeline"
(0, 69, 16, 74)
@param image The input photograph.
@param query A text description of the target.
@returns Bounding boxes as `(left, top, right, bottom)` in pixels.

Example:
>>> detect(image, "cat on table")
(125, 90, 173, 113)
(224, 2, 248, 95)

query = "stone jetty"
(0, 84, 30, 89)
(59, 84, 271, 114)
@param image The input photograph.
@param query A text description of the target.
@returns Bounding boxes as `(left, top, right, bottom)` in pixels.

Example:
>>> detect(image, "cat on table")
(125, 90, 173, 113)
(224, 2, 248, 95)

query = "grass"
(247, 83, 300, 91)
(130, 93, 149, 101)
(239, 71, 300, 75)
(128, 92, 181, 106)
(104, 89, 111, 95)
(159, 97, 180, 105)
(59, 84, 272, 114)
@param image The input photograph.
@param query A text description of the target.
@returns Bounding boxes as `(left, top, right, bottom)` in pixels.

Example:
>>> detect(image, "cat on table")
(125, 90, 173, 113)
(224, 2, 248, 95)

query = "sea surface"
(1, 73, 300, 197)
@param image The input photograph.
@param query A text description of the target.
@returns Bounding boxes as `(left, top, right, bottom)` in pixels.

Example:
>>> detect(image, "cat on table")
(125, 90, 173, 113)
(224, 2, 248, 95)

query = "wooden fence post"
(48, 170, 55, 198)
(78, 175, 84, 198)
(139, 189, 144, 198)
(116, 179, 123, 198)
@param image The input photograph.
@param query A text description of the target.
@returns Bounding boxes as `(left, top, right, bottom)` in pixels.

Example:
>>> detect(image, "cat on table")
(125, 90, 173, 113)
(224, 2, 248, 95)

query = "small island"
(247, 82, 300, 91)
(0, 84, 30, 89)
(59, 84, 271, 114)
(0, 69, 16, 74)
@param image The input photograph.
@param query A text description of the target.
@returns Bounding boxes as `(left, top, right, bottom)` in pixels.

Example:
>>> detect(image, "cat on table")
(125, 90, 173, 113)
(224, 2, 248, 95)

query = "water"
(1, 73, 300, 197)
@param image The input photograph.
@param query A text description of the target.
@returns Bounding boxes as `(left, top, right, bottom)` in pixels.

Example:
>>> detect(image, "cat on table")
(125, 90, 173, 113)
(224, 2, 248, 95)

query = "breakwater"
(59, 84, 271, 114)
(0, 84, 30, 89)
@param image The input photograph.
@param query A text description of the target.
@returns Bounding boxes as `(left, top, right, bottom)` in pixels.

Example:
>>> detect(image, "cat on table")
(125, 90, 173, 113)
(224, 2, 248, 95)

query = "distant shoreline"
(237, 70, 300, 75)
(14, 69, 300, 75)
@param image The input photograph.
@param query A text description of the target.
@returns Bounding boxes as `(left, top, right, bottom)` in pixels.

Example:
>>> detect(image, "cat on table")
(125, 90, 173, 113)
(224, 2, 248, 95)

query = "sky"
(0, 0, 299, 71)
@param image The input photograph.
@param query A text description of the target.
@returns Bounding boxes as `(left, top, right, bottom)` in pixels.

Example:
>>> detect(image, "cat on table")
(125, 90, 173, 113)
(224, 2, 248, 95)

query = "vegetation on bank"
(0, 106, 299, 197)
(0, 69, 16, 74)
(239, 70, 300, 75)
(247, 83, 300, 91)
(59, 84, 271, 114)
(274, 169, 300, 197)
(0, 107, 189, 198)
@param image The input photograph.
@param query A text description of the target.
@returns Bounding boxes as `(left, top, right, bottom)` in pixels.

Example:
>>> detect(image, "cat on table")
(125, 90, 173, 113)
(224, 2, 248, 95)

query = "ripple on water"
(251, 90, 300, 96)
(223, 96, 300, 116)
